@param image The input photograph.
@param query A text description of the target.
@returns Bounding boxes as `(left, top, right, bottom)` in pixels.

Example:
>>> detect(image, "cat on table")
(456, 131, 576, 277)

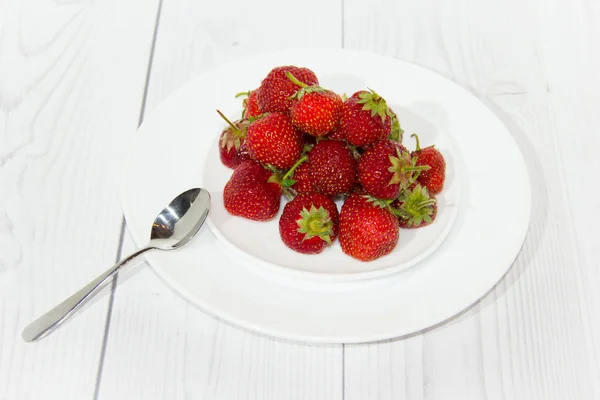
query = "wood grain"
(96, 0, 345, 399)
(0, 0, 159, 398)
(4, 0, 599, 398)
(343, 0, 600, 399)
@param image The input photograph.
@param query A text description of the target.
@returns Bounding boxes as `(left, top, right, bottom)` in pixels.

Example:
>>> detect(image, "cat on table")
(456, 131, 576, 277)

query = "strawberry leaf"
(362, 195, 389, 209)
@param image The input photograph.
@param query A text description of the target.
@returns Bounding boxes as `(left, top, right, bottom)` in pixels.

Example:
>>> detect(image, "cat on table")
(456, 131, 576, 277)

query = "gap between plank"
(92, 222, 125, 400)
(342, 343, 346, 400)
(93, 0, 164, 398)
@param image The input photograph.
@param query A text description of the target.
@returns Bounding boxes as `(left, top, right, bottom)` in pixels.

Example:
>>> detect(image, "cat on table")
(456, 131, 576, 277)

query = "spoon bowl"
(22, 188, 211, 343)
(150, 188, 211, 249)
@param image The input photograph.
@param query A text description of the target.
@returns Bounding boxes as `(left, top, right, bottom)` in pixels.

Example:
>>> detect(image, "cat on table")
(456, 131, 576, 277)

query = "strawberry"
(216, 110, 250, 169)
(290, 161, 314, 194)
(245, 112, 303, 170)
(392, 184, 438, 228)
(411, 133, 446, 195)
(236, 89, 263, 119)
(223, 160, 281, 221)
(279, 193, 339, 254)
(339, 89, 393, 147)
(256, 66, 319, 113)
(286, 72, 343, 137)
(339, 194, 399, 261)
(358, 139, 428, 200)
(308, 140, 357, 197)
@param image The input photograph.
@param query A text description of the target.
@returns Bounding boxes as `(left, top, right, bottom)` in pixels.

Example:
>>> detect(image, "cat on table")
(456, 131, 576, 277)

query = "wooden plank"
(343, 0, 600, 399)
(533, 3, 600, 396)
(96, 0, 344, 399)
(0, 0, 160, 398)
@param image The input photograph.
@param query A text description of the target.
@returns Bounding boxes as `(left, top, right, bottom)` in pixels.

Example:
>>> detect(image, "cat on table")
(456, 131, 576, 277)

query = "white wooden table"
(2, 0, 599, 399)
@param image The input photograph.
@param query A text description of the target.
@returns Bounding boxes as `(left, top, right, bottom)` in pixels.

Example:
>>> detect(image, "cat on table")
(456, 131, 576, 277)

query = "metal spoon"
(22, 188, 211, 343)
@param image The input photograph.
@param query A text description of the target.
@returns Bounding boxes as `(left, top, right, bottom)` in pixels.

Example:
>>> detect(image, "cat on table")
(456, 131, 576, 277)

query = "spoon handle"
(22, 246, 154, 343)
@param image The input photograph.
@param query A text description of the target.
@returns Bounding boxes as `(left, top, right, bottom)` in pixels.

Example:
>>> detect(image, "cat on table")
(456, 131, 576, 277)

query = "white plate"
(122, 49, 531, 343)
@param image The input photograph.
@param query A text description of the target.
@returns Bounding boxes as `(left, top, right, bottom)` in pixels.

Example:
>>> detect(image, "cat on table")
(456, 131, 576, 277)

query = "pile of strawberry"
(217, 65, 446, 262)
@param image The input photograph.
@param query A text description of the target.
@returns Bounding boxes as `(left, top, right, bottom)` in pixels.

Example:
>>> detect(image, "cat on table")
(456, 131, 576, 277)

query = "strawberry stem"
(235, 91, 250, 98)
(403, 165, 430, 173)
(216, 109, 240, 133)
(417, 199, 437, 208)
(411, 133, 421, 151)
(282, 155, 308, 182)
(285, 71, 308, 88)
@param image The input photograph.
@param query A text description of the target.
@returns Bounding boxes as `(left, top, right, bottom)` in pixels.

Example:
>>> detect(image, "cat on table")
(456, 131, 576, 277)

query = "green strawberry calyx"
(216, 109, 248, 151)
(297, 205, 335, 244)
(387, 148, 430, 190)
(393, 184, 437, 227)
(363, 195, 391, 209)
(388, 111, 404, 143)
(285, 71, 327, 101)
(363, 195, 400, 218)
(357, 88, 394, 123)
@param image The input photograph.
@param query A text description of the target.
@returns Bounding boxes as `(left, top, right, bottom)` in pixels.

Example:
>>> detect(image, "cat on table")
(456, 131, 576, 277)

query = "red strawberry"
(223, 160, 281, 221)
(279, 193, 339, 254)
(236, 89, 263, 119)
(256, 66, 319, 113)
(216, 110, 250, 169)
(411, 133, 446, 195)
(358, 139, 428, 200)
(245, 112, 303, 170)
(286, 72, 342, 137)
(339, 194, 399, 261)
(392, 184, 438, 228)
(339, 89, 393, 147)
(290, 161, 314, 194)
(308, 140, 357, 197)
